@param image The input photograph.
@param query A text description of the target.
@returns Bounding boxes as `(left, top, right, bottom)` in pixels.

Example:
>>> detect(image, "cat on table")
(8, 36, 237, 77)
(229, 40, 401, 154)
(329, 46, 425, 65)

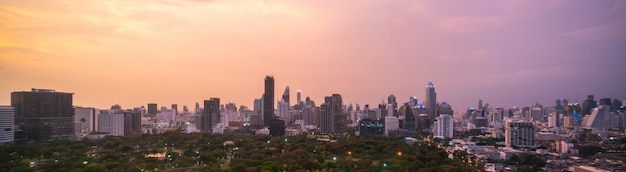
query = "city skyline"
(1, 0, 625, 111)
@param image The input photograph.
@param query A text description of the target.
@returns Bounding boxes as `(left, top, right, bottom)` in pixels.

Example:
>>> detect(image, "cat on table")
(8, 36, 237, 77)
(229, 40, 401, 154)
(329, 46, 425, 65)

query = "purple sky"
(0, 0, 625, 111)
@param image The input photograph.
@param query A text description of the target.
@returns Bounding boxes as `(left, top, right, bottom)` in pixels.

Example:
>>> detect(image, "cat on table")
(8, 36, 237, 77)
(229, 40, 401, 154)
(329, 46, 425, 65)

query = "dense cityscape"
(0, 75, 625, 171)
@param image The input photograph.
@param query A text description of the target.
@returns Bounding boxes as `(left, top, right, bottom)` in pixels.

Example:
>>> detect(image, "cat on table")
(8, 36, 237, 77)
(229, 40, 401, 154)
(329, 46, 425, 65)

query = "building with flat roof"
(11, 88, 74, 143)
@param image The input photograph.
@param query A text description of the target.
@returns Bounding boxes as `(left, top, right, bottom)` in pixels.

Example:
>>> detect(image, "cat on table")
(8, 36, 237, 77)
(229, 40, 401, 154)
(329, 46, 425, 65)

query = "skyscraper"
(147, 103, 158, 116)
(320, 103, 333, 134)
(0, 106, 14, 145)
(171, 104, 178, 115)
(402, 103, 416, 131)
(202, 98, 220, 132)
(388, 95, 398, 117)
(263, 76, 274, 126)
(282, 86, 290, 107)
(297, 90, 302, 104)
(12, 88, 75, 143)
(425, 81, 437, 123)
(582, 95, 597, 115)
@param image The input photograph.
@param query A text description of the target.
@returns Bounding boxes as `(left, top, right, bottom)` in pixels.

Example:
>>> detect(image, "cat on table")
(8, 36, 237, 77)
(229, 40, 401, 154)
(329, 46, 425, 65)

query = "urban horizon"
(2, 80, 623, 114)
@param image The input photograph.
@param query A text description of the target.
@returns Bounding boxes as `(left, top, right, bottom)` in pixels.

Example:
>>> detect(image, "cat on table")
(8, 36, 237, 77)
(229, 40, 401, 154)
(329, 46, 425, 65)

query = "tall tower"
(282, 86, 290, 107)
(388, 95, 398, 117)
(425, 81, 437, 122)
(263, 76, 275, 126)
(202, 98, 220, 131)
(297, 90, 302, 104)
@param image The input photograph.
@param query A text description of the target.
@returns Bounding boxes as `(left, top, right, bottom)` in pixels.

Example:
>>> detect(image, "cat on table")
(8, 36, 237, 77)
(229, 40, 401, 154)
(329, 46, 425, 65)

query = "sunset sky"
(1, 0, 625, 111)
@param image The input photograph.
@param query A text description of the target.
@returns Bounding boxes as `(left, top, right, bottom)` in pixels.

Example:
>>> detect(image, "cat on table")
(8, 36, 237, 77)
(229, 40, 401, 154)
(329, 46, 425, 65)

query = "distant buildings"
(11, 88, 75, 143)
(0, 106, 14, 145)
(97, 108, 141, 137)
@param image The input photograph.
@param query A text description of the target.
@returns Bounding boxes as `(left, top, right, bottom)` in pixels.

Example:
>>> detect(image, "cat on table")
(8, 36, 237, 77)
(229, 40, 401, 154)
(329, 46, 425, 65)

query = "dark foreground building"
(11, 88, 74, 143)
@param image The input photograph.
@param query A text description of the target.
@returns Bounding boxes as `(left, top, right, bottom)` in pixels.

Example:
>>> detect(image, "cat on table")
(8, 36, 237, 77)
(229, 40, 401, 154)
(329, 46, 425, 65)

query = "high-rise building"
(320, 103, 333, 134)
(98, 112, 125, 136)
(582, 95, 597, 115)
(202, 98, 220, 132)
(12, 88, 74, 143)
(123, 110, 142, 136)
(297, 90, 302, 105)
(434, 114, 453, 139)
(530, 105, 544, 122)
(505, 120, 534, 148)
(330, 94, 345, 132)
(282, 86, 290, 107)
(385, 116, 399, 136)
(263, 76, 275, 126)
(147, 103, 158, 116)
(582, 105, 609, 131)
(402, 103, 416, 131)
(425, 81, 437, 122)
(171, 104, 178, 115)
(0, 106, 15, 145)
(388, 95, 398, 117)
(74, 107, 97, 139)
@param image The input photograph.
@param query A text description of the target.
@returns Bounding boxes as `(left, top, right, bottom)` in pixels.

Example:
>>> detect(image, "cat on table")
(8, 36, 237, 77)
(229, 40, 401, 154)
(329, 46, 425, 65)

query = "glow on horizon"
(1, 0, 625, 110)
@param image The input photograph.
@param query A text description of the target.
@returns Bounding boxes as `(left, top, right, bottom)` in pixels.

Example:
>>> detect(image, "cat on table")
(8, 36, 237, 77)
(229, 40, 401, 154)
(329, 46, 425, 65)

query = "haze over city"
(1, 0, 625, 111)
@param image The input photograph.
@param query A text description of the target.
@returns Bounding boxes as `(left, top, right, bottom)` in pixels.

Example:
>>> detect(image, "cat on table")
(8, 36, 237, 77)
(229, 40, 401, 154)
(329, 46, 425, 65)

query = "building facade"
(505, 120, 535, 148)
(12, 88, 75, 143)
(434, 114, 453, 139)
(263, 76, 275, 126)
(0, 106, 14, 144)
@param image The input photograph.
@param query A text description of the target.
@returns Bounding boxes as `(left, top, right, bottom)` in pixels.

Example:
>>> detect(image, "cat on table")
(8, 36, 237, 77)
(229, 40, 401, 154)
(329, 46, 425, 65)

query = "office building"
(320, 103, 333, 133)
(263, 76, 274, 126)
(74, 107, 97, 139)
(434, 114, 453, 139)
(582, 105, 609, 131)
(0, 106, 14, 144)
(12, 88, 74, 143)
(582, 95, 597, 115)
(359, 119, 384, 136)
(171, 104, 178, 115)
(385, 116, 399, 136)
(123, 110, 142, 136)
(402, 103, 416, 131)
(98, 110, 124, 136)
(202, 98, 220, 132)
(282, 86, 290, 107)
(505, 120, 534, 148)
(147, 103, 157, 116)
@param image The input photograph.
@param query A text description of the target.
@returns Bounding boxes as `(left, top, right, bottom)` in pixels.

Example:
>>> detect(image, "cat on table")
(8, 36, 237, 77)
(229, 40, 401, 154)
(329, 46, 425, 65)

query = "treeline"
(0, 131, 473, 172)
